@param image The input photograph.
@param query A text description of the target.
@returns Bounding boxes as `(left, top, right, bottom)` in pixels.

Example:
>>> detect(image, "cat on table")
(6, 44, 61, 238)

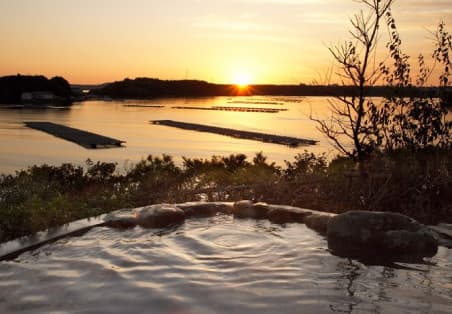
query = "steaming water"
(0, 96, 336, 174)
(1, 216, 451, 313)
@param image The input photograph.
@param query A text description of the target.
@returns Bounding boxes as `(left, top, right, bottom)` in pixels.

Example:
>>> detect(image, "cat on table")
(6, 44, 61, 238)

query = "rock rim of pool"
(1, 201, 451, 263)
(103, 201, 449, 262)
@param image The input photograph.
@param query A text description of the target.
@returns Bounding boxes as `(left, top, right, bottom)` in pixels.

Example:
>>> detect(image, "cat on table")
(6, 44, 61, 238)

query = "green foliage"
(284, 151, 328, 180)
(124, 155, 184, 205)
(182, 152, 280, 201)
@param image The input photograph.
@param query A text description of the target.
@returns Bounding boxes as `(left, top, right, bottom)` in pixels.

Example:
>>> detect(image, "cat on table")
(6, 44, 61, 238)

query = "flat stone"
(429, 224, 452, 239)
(136, 204, 185, 228)
(104, 208, 138, 228)
(177, 202, 233, 217)
(233, 201, 269, 219)
(327, 211, 438, 260)
(266, 205, 313, 224)
(304, 214, 334, 234)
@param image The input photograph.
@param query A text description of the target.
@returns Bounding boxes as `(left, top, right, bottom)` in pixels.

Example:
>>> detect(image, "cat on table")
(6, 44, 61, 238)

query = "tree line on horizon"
(90, 77, 450, 99)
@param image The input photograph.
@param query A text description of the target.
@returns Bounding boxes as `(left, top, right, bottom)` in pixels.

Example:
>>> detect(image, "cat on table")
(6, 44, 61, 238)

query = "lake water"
(0, 216, 451, 314)
(0, 96, 337, 174)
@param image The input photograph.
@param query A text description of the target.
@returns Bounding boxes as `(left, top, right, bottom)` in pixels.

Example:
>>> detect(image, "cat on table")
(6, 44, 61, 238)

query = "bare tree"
(311, 0, 394, 160)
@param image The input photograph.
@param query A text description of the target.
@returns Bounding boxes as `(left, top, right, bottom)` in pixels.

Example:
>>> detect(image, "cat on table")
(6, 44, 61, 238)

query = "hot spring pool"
(0, 215, 451, 313)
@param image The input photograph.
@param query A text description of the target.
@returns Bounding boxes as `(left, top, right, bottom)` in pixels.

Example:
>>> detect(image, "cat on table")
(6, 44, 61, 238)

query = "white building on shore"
(21, 91, 55, 103)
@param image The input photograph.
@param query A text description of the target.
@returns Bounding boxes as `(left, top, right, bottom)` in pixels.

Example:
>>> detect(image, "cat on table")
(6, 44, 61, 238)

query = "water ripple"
(0, 215, 451, 314)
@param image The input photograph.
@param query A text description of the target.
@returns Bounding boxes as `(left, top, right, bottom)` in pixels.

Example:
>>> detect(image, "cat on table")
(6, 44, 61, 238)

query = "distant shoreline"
(90, 77, 450, 101)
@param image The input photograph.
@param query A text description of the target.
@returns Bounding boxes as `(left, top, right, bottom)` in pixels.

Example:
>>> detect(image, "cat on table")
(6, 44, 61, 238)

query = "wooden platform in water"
(123, 104, 164, 108)
(172, 106, 286, 113)
(151, 120, 318, 147)
(227, 100, 284, 105)
(24, 122, 125, 149)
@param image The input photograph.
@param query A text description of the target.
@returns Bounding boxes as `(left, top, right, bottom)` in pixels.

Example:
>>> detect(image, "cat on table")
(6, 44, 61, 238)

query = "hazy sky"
(0, 0, 451, 84)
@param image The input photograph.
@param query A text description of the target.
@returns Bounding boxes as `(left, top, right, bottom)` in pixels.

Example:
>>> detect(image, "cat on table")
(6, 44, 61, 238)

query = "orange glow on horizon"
(232, 71, 252, 88)
(0, 1, 449, 85)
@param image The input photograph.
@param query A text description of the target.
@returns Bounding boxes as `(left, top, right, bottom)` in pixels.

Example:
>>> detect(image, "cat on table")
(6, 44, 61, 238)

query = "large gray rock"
(233, 201, 269, 219)
(136, 204, 185, 228)
(327, 211, 438, 260)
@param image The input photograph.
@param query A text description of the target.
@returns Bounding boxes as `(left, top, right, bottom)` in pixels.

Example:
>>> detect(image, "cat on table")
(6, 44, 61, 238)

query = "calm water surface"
(0, 216, 451, 313)
(0, 96, 336, 174)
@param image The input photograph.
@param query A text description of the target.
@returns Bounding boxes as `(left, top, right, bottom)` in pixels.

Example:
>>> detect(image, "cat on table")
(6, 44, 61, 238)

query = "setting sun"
(233, 71, 252, 87)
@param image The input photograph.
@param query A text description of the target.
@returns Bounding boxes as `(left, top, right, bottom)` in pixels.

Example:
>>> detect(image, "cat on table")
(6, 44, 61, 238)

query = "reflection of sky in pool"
(1, 216, 451, 313)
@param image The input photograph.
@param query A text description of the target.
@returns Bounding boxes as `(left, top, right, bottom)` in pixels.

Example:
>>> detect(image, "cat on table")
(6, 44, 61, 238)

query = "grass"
(0, 149, 451, 242)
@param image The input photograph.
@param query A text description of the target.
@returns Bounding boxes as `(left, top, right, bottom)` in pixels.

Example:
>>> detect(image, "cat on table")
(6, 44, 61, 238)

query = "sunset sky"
(0, 0, 451, 84)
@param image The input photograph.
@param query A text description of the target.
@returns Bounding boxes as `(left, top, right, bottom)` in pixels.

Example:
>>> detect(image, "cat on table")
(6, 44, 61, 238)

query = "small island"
(0, 75, 72, 106)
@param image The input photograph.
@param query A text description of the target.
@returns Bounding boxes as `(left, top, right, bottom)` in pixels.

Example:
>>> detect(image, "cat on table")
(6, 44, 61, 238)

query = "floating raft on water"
(151, 120, 318, 147)
(227, 100, 284, 105)
(0, 105, 70, 110)
(172, 106, 286, 113)
(123, 104, 165, 108)
(212, 106, 287, 113)
(24, 122, 125, 149)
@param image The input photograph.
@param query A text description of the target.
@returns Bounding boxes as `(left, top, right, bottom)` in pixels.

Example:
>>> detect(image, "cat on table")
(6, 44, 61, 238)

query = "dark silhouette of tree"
(311, 0, 394, 160)
(378, 17, 452, 150)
